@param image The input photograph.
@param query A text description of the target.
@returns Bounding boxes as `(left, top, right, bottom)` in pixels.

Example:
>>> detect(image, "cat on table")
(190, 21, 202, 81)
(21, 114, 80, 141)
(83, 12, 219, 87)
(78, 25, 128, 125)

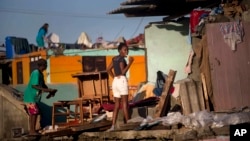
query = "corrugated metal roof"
(108, 5, 157, 15)
(121, 0, 158, 5)
(121, 0, 208, 5)
(108, 0, 221, 17)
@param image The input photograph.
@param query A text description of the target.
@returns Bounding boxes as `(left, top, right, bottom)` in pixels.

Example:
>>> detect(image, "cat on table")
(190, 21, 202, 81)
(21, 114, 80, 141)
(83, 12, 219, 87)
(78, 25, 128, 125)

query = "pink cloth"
(26, 103, 39, 115)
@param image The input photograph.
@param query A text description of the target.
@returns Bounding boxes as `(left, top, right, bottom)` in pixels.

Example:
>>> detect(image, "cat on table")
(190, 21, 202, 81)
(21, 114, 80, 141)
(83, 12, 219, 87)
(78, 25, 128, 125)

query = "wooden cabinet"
(72, 71, 110, 103)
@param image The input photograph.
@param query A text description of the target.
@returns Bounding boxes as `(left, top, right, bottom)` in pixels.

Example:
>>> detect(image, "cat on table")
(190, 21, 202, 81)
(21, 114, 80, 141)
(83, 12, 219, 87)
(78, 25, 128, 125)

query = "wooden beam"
(71, 120, 112, 132)
(116, 122, 141, 131)
(201, 73, 210, 111)
(154, 69, 177, 117)
(42, 128, 74, 136)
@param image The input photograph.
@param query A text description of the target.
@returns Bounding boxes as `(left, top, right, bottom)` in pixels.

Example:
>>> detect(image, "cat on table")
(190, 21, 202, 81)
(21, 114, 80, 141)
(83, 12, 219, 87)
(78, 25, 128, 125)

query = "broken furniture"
(51, 71, 109, 129)
(51, 99, 91, 129)
(71, 71, 109, 119)
(154, 69, 177, 117)
(72, 71, 110, 104)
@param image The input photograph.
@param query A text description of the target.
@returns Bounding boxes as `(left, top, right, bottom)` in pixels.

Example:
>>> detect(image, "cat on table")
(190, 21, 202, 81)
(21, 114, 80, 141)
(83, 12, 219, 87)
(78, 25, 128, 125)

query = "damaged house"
(1, 0, 250, 140)
(83, 0, 250, 140)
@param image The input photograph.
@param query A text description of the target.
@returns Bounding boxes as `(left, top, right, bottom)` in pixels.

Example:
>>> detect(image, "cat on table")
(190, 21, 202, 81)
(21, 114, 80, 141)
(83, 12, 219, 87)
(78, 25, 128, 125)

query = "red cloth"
(190, 9, 210, 33)
(126, 34, 144, 45)
(169, 86, 175, 94)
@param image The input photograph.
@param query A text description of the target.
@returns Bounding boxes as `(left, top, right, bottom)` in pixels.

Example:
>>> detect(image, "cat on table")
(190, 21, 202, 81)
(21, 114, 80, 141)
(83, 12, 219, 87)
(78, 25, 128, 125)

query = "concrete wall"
(0, 85, 29, 139)
(145, 18, 192, 83)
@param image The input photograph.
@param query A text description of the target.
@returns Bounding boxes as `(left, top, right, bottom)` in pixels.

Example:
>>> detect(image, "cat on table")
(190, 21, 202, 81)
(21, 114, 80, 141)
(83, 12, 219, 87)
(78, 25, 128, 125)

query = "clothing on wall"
(219, 21, 244, 51)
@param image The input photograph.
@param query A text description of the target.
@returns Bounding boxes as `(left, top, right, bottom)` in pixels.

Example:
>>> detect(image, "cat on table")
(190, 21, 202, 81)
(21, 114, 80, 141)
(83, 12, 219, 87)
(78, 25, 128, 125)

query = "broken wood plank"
(180, 80, 205, 115)
(42, 128, 74, 137)
(116, 122, 141, 131)
(71, 120, 112, 131)
(201, 73, 210, 111)
(154, 69, 177, 117)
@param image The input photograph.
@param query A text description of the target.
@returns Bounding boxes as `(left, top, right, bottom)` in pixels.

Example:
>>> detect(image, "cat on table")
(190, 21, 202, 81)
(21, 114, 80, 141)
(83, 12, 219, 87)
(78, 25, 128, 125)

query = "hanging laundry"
(190, 8, 211, 33)
(47, 33, 60, 48)
(76, 32, 93, 48)
(219, 21, 244, 51)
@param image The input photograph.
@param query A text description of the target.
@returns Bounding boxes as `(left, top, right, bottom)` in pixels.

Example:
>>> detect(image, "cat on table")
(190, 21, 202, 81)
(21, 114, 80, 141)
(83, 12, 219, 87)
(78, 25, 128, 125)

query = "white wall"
(145, 18, 192, 83)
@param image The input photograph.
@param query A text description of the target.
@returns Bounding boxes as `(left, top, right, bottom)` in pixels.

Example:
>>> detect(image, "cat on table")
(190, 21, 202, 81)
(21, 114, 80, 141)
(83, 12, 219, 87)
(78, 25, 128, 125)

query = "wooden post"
(52, 103, 55, 129)
(77, 79, 83, 98)
(201, 73, 210, 111)
(154, 69, 177, 117)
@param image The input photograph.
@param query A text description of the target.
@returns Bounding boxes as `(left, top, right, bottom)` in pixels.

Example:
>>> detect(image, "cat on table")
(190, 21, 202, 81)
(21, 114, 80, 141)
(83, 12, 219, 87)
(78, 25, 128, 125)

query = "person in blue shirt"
(23, 58, 57, 135)
(36, 23, 49, 51)
(106, 43, 134, 131)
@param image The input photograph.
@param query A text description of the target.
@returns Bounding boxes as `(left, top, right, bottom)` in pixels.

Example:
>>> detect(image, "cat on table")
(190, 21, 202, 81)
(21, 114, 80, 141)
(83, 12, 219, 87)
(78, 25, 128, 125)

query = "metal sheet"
(206, 22, 250, 112)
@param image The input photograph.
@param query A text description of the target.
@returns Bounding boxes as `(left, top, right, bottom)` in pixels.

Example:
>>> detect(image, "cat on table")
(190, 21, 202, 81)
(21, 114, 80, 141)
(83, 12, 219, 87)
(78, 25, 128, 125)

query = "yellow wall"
(12, 51, 47, 85)
(106, 56, 146, 100)
(128, 56, 146, 85)
(12, 53, 146, 89)
(106, 56, 113, 89)
(50, 56, 82, 83)
(12, 53, 146, 101)
(106, 56, 146, 86)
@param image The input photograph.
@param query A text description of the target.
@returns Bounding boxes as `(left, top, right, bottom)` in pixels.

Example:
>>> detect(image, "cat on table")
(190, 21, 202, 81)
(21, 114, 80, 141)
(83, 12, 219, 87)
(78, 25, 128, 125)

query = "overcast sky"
(0, 0, 164, 45)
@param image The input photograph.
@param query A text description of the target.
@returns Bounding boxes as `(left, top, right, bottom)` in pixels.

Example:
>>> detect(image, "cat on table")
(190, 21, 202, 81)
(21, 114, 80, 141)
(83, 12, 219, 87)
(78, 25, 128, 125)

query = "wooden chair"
(51, 99, 91, 129)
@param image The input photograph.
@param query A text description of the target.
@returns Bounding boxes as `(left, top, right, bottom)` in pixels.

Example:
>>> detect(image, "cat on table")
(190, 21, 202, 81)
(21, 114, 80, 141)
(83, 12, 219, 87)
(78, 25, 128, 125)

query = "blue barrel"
(5, 36, 14, 59)
(5, 36, 31, 59)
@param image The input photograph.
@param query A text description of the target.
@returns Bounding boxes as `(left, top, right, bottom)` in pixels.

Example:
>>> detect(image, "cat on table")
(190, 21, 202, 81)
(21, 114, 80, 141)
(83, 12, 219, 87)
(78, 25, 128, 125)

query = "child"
(106, 43, 134, 131)
(23, 58, 57, 135)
